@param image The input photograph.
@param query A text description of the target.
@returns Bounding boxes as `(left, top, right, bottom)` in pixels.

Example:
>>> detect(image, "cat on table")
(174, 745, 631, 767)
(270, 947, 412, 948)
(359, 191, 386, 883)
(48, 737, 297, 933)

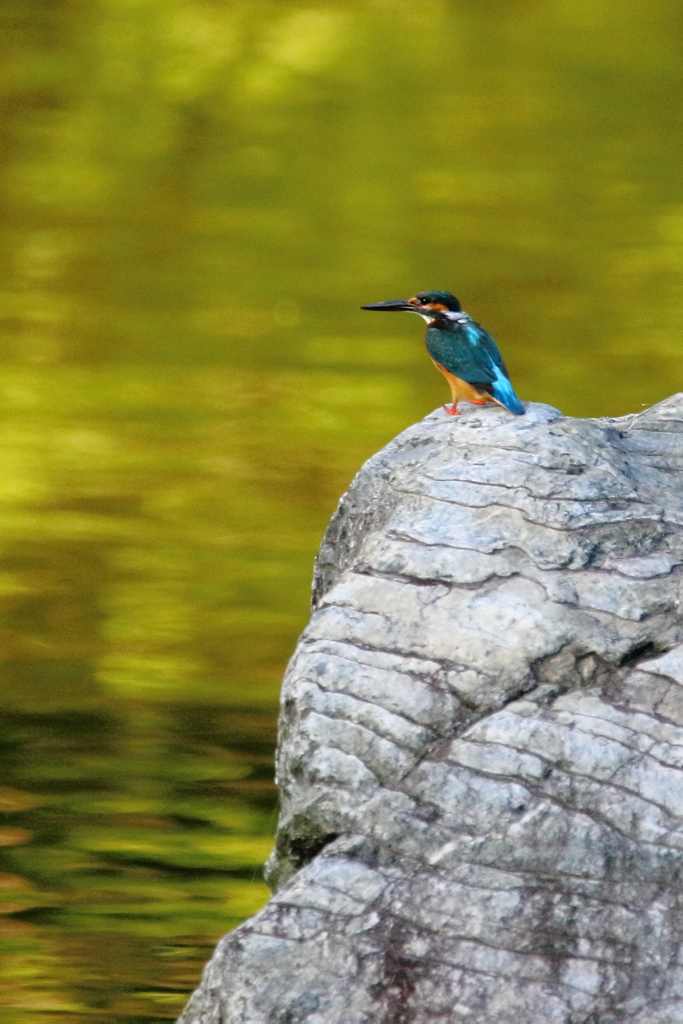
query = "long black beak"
(360, 299, 416, 312)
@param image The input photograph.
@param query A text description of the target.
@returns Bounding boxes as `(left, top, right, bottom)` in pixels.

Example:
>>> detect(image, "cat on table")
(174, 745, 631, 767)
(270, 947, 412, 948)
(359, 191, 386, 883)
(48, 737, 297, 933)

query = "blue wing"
(426, 320, 524, 415)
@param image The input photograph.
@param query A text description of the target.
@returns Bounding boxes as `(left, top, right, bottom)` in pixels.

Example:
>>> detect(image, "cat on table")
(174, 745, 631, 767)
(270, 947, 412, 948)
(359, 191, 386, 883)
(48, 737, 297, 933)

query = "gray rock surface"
(179, 395, 683, 1023)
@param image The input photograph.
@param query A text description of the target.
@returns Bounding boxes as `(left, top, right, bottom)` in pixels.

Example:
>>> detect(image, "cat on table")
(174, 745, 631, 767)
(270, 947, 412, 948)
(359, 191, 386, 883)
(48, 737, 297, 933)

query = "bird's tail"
(490, 373, 525, 415)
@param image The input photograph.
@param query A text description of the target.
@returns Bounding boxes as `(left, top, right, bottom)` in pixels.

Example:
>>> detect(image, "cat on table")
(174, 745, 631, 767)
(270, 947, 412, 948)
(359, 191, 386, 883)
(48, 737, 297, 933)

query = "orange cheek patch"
(409, 299, 449, 313)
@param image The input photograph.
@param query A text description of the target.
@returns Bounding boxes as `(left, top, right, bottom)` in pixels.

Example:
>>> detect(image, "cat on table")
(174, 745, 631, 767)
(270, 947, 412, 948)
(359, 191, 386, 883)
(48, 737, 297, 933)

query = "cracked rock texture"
(179, 395, 683, 1024)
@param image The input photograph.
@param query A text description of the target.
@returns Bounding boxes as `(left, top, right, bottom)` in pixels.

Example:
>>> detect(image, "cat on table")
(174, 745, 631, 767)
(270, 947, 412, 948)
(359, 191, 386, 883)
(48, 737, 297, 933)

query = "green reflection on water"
(0, 362, 423, 1020)
(2, 0, 683, 1018)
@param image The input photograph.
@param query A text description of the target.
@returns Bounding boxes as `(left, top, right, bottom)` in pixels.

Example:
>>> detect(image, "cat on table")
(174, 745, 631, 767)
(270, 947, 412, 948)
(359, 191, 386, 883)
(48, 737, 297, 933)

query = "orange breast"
(431, 360, 492, 403)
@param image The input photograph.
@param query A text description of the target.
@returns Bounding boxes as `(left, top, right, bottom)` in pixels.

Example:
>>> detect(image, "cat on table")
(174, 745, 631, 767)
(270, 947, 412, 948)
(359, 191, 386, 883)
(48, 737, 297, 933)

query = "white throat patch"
(418, 310, 471, 325)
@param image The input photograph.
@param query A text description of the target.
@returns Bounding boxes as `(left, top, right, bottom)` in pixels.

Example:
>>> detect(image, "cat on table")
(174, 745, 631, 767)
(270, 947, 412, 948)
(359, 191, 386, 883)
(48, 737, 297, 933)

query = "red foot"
(469, 399, 487, 406)
(444, 403, 461, 416)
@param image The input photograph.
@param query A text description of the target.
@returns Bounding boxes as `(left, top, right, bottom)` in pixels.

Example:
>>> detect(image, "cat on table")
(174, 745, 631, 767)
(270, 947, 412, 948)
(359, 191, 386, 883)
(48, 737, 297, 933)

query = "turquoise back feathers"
(426, 316, 525, 416)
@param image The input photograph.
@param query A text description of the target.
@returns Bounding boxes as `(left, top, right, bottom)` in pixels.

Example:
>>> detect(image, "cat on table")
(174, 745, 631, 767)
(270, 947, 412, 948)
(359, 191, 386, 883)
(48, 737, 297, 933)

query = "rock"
(179, 396, 683, 1024)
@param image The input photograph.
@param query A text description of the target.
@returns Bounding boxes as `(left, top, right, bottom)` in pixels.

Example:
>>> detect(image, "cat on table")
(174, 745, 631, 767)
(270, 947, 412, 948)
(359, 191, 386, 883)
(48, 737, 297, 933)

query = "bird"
(361, 290, 524, 416)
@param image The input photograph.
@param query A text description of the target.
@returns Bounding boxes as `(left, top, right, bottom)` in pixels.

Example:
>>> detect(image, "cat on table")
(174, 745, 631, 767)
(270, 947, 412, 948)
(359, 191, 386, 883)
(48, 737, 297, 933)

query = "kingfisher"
(361, 290, 524, 416)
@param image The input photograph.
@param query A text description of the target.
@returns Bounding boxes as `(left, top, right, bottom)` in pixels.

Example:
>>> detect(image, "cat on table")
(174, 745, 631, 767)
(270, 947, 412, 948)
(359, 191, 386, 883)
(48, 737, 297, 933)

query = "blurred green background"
(1, 0, 683, 1020)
